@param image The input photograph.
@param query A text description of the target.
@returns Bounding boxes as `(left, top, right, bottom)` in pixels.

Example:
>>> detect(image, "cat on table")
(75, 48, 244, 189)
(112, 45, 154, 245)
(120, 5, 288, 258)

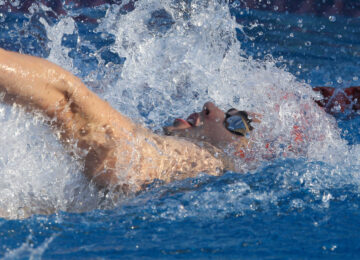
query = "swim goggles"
(224, 109, 253, 136)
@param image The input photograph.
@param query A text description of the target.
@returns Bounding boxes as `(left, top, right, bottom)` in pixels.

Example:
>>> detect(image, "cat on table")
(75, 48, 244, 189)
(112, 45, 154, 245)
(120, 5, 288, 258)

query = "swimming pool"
(0, 0, 360, 258)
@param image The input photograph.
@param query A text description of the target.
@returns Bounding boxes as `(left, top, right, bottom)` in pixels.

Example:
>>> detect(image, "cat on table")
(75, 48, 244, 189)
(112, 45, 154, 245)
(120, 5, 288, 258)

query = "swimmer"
(0, 48, 359, 192)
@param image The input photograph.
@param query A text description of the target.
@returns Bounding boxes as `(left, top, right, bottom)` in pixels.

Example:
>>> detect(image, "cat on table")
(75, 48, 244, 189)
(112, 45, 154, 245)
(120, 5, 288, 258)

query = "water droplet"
(353, 76, 359, 81)
(329, 16, 336, 22)
(10, 0, 20, 7)
(305, 41, 311, 46)
(274, 5, 279, 11)
(336, 77, 343, 84)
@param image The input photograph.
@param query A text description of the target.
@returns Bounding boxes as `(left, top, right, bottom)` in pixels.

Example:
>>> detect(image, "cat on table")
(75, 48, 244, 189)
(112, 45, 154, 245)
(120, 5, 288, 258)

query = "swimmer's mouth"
(184, 113, 200, 127)
(163, 113, 200, 135)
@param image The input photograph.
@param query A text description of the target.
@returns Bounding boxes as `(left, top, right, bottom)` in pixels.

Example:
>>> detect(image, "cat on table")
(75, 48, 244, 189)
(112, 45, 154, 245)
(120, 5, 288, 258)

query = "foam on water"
(0, 0, 359, 219)
(98, 0, 355, 166)
(0, 104, 103, 219)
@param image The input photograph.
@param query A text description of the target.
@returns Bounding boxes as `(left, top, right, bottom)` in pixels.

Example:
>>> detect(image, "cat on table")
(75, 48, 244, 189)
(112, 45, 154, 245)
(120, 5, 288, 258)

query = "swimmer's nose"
(202, 101, 225, 120)
(203, 102, 216, 112)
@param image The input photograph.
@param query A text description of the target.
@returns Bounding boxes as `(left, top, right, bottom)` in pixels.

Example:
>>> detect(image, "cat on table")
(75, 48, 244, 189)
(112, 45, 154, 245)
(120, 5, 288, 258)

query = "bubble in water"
(297, 19, 303, 28)
(10, 0, 20, 7)
(329, 16, 336, 22)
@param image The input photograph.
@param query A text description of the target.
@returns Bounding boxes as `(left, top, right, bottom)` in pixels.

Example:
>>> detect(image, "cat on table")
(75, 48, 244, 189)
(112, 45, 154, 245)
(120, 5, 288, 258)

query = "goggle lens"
(224, 109, 253, 136)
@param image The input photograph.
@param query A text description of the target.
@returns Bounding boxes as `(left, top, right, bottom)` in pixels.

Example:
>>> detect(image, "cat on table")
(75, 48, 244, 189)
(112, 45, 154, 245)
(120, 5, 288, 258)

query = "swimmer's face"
(163, 102, 243, 149)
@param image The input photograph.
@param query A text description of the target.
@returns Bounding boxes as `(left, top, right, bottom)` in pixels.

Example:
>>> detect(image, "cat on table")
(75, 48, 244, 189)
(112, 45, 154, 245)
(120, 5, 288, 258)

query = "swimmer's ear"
(246, 112, 262, 123)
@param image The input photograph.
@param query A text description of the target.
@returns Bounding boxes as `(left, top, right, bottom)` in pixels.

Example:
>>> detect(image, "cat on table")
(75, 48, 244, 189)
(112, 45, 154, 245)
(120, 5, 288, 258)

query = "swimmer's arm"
(313, 86, 360, 113)
(0, 48, 134, 129)
(0, 48, 138, 188)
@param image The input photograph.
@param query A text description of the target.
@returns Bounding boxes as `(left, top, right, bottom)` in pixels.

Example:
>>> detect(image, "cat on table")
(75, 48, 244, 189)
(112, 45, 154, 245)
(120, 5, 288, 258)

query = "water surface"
(0, 0, 360, 258)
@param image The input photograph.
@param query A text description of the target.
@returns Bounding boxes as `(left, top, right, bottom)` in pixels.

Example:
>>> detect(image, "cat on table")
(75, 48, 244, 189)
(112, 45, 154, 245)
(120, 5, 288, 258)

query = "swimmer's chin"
(162, 126, 174, 136)
(163, 126, 185, 136)
(162, 125, 193, 137)
(162, 126, 201, 144)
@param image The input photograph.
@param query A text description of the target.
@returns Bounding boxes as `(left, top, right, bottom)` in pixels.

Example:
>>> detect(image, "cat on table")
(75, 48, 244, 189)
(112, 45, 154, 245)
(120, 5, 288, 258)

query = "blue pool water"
(0, 0, 360, 258)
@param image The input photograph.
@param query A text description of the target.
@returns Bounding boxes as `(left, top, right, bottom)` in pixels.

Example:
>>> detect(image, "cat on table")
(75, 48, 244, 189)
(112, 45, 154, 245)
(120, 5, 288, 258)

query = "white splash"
(3, 233, 59, 259)
(97, 0, 353, 166)
(0, 0, 359, 219)
(0, 104, 102, 219)
(39, 16, 77, 72)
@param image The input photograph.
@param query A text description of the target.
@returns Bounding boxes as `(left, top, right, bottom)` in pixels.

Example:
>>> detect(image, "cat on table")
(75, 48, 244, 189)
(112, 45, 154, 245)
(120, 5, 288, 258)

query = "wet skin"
(163, 101, 249, 151)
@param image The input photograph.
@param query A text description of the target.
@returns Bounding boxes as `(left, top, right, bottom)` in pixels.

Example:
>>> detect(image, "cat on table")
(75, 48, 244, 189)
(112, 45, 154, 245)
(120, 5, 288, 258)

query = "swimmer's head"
(163, 102, 255, 149)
